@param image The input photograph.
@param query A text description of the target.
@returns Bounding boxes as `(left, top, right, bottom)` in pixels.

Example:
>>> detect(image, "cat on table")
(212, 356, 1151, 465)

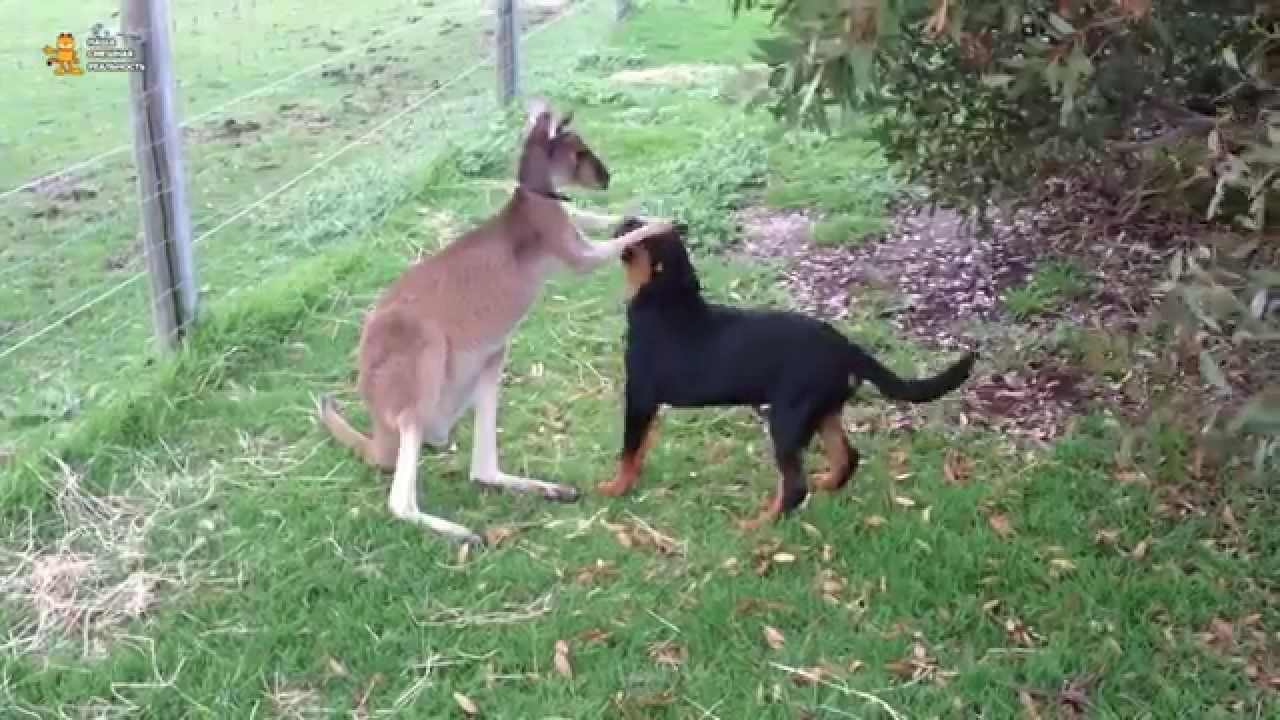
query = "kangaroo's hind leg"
(379, 334, 483, 545)
(468, 347, 580, 502)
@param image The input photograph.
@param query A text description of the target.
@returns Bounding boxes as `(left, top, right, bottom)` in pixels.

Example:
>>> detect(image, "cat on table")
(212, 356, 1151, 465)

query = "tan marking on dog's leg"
(469, 351, 579, 502)
(810, 413, 856, 492)
(736, 492, 783, 530)
(596, 414, 660, 496)
(388, 419, 483, 545)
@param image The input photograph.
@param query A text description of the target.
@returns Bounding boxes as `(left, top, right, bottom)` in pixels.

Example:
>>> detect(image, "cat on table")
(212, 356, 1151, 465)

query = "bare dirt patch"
(7, 171, 103, 221)
(733, 186, 1204, 443)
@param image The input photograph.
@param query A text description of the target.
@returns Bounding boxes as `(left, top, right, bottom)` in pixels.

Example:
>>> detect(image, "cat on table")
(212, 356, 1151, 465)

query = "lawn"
(1, 1, 1276, 718)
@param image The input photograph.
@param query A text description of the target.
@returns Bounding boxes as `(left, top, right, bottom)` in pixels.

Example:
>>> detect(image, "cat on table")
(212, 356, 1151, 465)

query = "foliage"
(451, 118, 518, 178)
(731, 0, 1280, 470)
(630, 124, 769, 247)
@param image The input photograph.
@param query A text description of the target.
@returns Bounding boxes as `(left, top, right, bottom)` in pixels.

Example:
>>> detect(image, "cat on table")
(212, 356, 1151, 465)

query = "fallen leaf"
(1018, 689, 1044, 720)
(1113, 469, 1148, 486)
(453, 692, 480, 716)
(763, 625, 786, 650)
(772, 552, 796, 564)
(1094, 528, 1120, 546)
(942, 450, 974, 485)
(1210, 618, 1235, 647)
(787, 663, 839, 687)
(1221, 504, 1239, 531)
(888, 448, 910, 478)
(864, 515, 888, 529)
(579, 627, 613, 645)
(736, 598, 792, 616)
(892, 495, 917, 508)
(553, 640, 573, 679)
(988, 513, 1014, 538)
(649, 640, 686, 667)
(1049, 557, 1077, 578)
(1130, 537, 1150, 560)
(573, 559, 619, 585)
(484, 526, 519, 546)
(326, 656, 348, 677)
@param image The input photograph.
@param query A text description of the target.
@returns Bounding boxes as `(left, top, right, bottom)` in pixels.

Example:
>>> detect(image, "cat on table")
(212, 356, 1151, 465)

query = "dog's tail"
(318, 394, 372, 456)
(847, 344, 976, 403)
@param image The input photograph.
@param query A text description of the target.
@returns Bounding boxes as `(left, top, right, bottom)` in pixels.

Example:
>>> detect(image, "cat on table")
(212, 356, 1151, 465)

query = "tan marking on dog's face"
(619, 243, 653, 297)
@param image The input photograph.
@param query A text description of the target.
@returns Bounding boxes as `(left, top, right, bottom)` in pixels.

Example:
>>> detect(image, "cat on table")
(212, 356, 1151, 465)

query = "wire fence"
(0, 0, 624, 448)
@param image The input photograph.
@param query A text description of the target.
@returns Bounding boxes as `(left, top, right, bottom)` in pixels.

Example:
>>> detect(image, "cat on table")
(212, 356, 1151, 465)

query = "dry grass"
(609, 62, 766, 87)
(0, 457, 213, 658)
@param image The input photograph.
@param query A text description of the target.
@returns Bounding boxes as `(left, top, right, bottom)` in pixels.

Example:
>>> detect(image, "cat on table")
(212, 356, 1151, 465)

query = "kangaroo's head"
(516, 97, 609, 195)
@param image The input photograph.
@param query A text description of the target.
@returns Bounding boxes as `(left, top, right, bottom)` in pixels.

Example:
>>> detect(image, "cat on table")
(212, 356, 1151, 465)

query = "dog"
(598, 218, 976, 529)
(320, 99, 675, 546)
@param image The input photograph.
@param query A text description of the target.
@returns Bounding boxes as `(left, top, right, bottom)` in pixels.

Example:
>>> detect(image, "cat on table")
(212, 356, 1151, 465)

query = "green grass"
(813, 213, 882, 247)
(2, 2, 1277, 718)
(1005, 261, 1091, 320)
(765, 126, 898, 243)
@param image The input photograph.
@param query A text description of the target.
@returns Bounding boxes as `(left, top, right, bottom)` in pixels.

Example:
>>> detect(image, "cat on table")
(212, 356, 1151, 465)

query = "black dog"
(597, 218, 976, 529)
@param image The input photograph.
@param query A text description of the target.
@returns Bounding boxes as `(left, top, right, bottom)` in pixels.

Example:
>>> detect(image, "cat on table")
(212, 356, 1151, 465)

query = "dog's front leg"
(468, 349, 580, 502)
(596, 402, 660, 497)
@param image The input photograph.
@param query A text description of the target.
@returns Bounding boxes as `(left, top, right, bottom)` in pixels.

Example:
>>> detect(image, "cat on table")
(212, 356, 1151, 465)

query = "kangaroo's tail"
(848, 343, 976, 403)
(318, 394, 372, 457)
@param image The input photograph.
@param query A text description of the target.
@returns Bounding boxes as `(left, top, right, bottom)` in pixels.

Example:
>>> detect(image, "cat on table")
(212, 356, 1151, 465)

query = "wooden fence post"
(123, 0, 198, 351)
(496, 0, 519, 105)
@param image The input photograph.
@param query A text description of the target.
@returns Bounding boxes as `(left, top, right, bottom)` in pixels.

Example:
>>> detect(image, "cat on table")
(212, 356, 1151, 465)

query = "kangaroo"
(320, 98, 675, 545)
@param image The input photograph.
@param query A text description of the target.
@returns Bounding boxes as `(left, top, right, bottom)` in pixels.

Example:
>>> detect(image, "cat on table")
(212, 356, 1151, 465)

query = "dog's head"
(614, 217, 697, 299)
(521, 97, 610, 190)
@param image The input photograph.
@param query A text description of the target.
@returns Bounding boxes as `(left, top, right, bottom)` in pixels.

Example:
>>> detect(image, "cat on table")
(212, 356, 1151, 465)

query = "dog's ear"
(651, 237, 700, 295)
(613, 215, 646, 238)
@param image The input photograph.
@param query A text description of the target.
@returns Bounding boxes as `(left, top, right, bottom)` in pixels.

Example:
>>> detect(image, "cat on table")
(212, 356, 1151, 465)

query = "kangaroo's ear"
(526, 96, 549, 123)
(555, 111, 575, 136)
(525, 96, 557, 138)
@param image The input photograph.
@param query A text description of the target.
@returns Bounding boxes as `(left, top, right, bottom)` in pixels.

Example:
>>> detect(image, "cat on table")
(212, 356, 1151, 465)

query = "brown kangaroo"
(320, 98, 675, 545)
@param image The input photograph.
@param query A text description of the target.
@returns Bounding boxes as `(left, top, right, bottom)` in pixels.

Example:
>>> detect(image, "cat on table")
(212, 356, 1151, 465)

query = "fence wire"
(0, 0, 617, 448)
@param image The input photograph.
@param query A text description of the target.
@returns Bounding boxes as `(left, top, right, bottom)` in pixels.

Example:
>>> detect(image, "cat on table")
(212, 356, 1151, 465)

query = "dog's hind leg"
(596, 404, 660, 497)
(468, 348, 580, 502)
(810, 412, 859, 492)
(737, 404, 814, 530)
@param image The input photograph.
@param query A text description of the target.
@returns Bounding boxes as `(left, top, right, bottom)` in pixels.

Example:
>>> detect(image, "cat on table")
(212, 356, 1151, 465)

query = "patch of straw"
(267, 674, 331, 719)
(0, 457, 213, 658)
(412, 591, 554, 629)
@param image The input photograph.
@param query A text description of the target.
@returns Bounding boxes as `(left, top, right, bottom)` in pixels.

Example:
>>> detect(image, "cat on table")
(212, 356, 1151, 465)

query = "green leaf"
(1199, 350, 1232, 394)
(1228, 393, 1280, 434)
(1047, 13, 1075, 37)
